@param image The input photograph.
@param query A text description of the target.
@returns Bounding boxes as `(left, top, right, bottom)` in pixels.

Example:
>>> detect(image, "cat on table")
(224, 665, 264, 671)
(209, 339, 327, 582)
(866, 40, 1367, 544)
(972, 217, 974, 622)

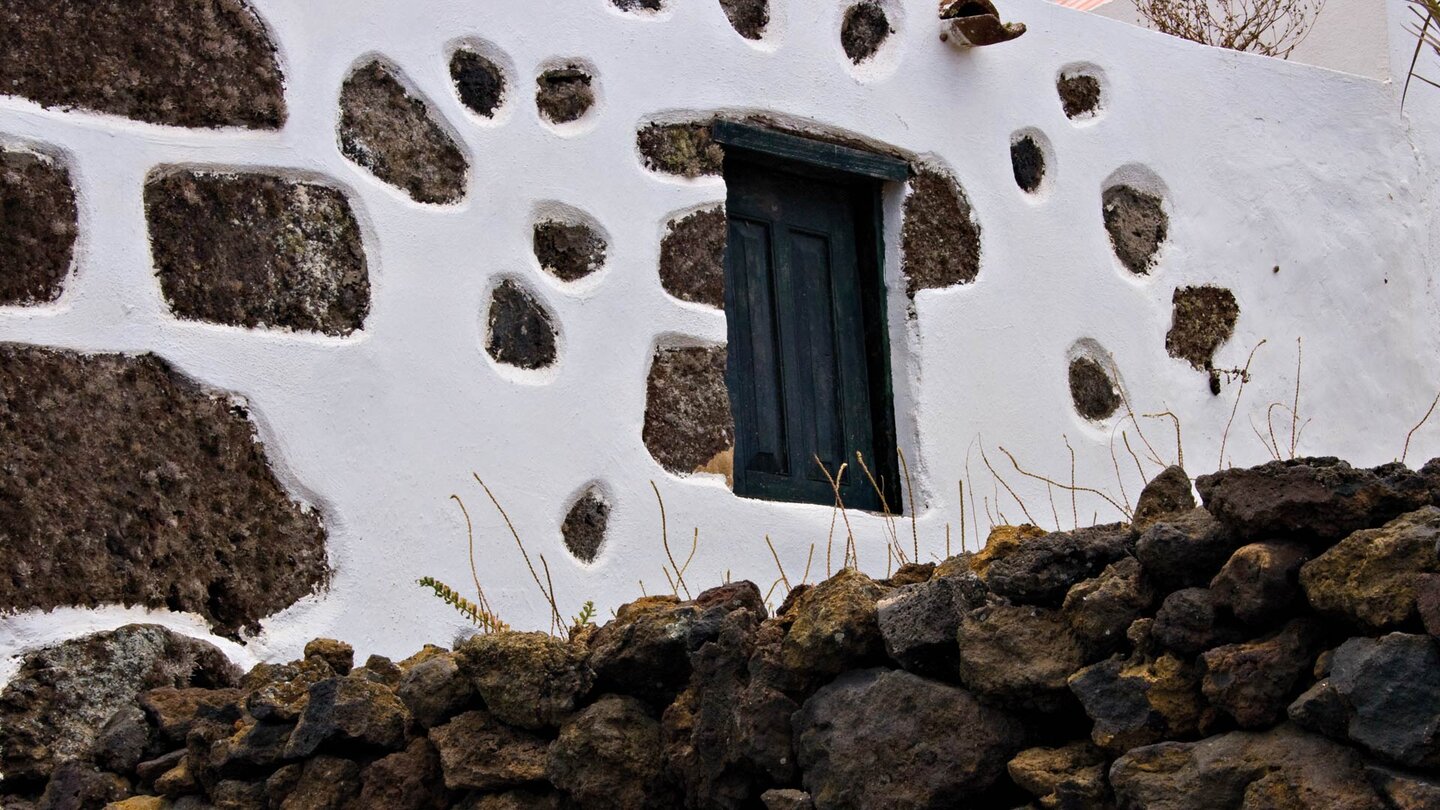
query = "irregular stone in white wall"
(0, 0, 285, 129)
(486, 280, 558, 370)
(450, 49, 507, 119)
(720, 0, 769, 39)
(562, 489, 610, 564)
(0, 146, 76, 305)
(1011, 135, 1046, 194)
(146, 170, 370, 335)
(1103, 185, 1168, 275)
(643, 346, 735, 476)
(339, 60, 468, 205)
(534, 219, 607, 282)
(637, 122, 725, 179)
(1166, 286, 1239, 371)
(659, 208, 726, 309)
(1058, 72, 1103, 120)
(1069, 357, 1121, 421)
(613, 0, 664, 11)
(536, 66, 595, 126)
(0, 345, 331, 637)
(841, 2, 893, 64)
(901, 169, 982, 296)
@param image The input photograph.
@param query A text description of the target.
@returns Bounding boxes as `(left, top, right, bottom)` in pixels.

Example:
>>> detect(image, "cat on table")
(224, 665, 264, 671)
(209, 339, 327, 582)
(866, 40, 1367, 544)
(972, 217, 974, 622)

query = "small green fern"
(418, 576, 509, 633)
(571, 600, 597, 633)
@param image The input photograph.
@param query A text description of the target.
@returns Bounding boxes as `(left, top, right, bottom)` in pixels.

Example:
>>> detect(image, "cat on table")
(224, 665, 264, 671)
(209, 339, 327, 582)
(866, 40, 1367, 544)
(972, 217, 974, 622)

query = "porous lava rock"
(1152, 587, 1243, 657)
(877, 565, 988, 676)
(450, 49, 506, 118)
(659, 208, 727, 309)
(1007, 742, 1110, 809)
(396, 651, 475, 730)
(793, 668, 1023, 808)
(1069, 653, 1205, 753)
(1201, 620, 1319, 729)
(1367, 767, 1440, 810)
(778, 568, 888, 683)
(533, 219, 606, 282)
(1102, 185, 1167, 274)
(0, 147, 77, 305)
(637, 122, 725, 178)
(535, 67, 594, 125)
(1167, 286, 1239, 371)
(1195, 457, 1436, 543)
(1063, 556, 1154, 658)
(901, 168, 982, 296)
(546, 695, 676, 810)
(0, 625, 239, 787)
(1011, 134, 1046, 194)
(841, 2, 891, 64)
(0, 0, 286, 129)
(1135, 508, 1239, 591)
(0, 345, 329, 635)
(1211, 541, 1309, 625)
(642, 345, 735, 475)
(284, 676, 410, 758)
(721, 0, 770, 38)
(429, 710, 549, 791)
(146, 170, 369, 335)
(1058, 72, 1102, 119)
(455, 632, 592, 730)
(485, 279, 557, 370)
(1132, 466, 1196, 533)
(562, 489, 609, 564)
(980, 523, 1133, 606)
(956, 603, 1088, 711)
(1110, 724, 1385, 810)
(1068, 356, 1121, 421)
(339, 60, 468, 205)
(356, 737, 447, 809)
(1300, 506, 1440, 631)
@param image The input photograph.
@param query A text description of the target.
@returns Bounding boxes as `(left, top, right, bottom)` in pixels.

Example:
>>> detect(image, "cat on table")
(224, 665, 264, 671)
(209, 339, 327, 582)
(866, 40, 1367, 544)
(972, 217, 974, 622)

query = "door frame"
(713, 121, 908, 513)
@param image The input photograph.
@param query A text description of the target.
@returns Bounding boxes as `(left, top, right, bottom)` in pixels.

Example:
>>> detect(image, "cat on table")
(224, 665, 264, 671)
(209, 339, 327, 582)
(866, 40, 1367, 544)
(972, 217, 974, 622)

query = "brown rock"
(276, 756, 360, 809)
(1135, 508, 1239, 591)
(303, 640, 355, 675)
(1366, 766, 1440, 810)
(1152, 588, 1243, 656)
(0, 345, 331, 635)
(1058, 71, 1102, 119)
(1133, 466, 1196, 532)
(429, 710, 548, 792)
(533, 219, 605, 282)
(1201, 620, 1319, 729)
(455, 632, 591, 730)
(0, 147, 76, 305)
(956, 603, 1087, 711)
(338, 61, 467, 205)
(534, 66, 594, 125)
(759, 789, 812, 810)
(395, 651, 475, 729)
(140, 687, 243, 745)
(284, 677, 410, 758)
(1300, 507, 1440, 631)
(779, 568, 888, 682)
(588, 596, 702, 704)
(105, 798, 169, 810)
(841, 1, 891, 62)
(356, 738, 446, 810)
(981, 523, 1133, 606)
(642, 345, 735, 476)
(901, 168, 981, 296)
(37, 760, 130, 810)
(1069, 653, 1205, 753)
(1007, 742, 1109, 810)
(1166, 286, 1239, 371)
(547, 695, 675, 810)
(458, 791, 562, 810)
(1211, 542, 1310, 625)
(209, 779, 266, 809)
(659, 208, 727, 309)
(636, 122, 724, 178)
(1063, 556, 1154, 658)
(0, 0, 285, 129)
(1419, 574, 1440, 637)
(244, 657, 338, 722)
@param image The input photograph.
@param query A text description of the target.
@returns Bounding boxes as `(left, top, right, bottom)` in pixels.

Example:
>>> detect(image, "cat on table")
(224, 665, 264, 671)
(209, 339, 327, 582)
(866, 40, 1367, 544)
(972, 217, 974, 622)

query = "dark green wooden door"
(724, 157, 891, 512)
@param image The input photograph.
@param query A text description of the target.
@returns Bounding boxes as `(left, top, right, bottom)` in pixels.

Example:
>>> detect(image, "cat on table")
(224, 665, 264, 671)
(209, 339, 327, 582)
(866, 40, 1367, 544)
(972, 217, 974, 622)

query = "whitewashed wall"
(3, 0, 1440, 675)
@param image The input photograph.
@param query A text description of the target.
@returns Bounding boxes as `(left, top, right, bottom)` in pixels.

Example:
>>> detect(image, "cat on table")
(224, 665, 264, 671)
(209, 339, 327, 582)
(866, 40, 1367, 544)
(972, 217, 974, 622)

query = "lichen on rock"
(0, 147, 77, 306)
(642, 345, 735, 475)
(637, 123, 725, 178)
(659, 208, 727, 308)
(536, 67, 595, 125)
(339, 60, 468, 205)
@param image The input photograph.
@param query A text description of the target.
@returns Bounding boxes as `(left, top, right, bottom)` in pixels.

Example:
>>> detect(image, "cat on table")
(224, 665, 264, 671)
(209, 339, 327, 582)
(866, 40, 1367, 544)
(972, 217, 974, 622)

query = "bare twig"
(1402, 388, 1440, 464)
(980, 442, 1037, 525)
(801, 543, 816, 585)
(450, 494, 497, 620)
(1218, 340, 1266, 471)
(1064, 435, 1079, 530)
(474, 474, 563, 631)
(816, 457, 857, 569)
(650, 481, 692, 599)
(999, 445, 1133, 520)
(1144, 410, 1184, 469)
(898, 448, 919, 562)
(765, 535, 791, 593)
(1137, 0, 1325, 59)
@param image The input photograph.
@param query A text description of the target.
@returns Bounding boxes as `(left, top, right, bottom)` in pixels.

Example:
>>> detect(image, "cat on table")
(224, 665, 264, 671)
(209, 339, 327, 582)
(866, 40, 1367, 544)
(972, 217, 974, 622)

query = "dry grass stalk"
(1217, 339, 1266, 471)
(1144, 411, 1184, 469)
(765, 535, 792, 593)
(816, 456, 858, 569)
(999, 445, 1133, 520)
(1136, 0, 1325, 58)
(1404, 0, 1440, 102)
(1402, 388, 1440, 464)
(450, 494, 500, 624)
(980, 442, 1038, 525)
(474, 474, 564, 632)
(1064, 436, 1079, 530)
(898, 448, 920, 562)
(649, 481, 695, 599)
(855, 451, 906, 564)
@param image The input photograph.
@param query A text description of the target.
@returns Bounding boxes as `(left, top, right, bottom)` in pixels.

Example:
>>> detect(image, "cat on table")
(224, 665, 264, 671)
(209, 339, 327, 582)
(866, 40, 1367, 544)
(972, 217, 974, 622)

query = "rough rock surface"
(660, 208, 727, 309)
(956, 603, 1087, 710)
(1058, 72, 1103, 119)
(980, 523, 1133, 606)
(794, 668, 1023, 808)
(1152, 587, 1243, 656)
(840, 2, 891, 63)
(339, 61, 467, 205)
(1011, 134, 1046, 193)
(486, 279, 557, 370)
(1069, 653, 1204, 753)
(547, 695, 674, 810)
(0, 0, 286, 129)
(642, 345, 735, 476)
(450, 49, 506, 118)
(1103, 184, 1167, 274)
(1135, 508, 1239, 591)
(1068, 356, 1121, 421)
(901, 168, 982, 296)
(1300, 506, 1440, 630)
(396, 651, 475, 729)
(0, 147, 77, 305)
(1201, 620, 1318, 729)
(284, 676, 410, 757)
(1063, 556, 1154, 658)
(1007, 742, 1109, 809)
(637, 122, 726, 178)
(561, 489, 609, 564)
(0, 625, 239, 786)
(0, 345, 329, 634)
(1132, 466, 1196, 533)
(778, 569, 888, 683)
(877, 566, 988, 676)
(533, 219, 606, 282)
(721, 0, 770, 38)
(1211, 541, 1309, 625)
(146, 170, 369, 335)
(430, 710, 548, 791)
(456, 632, 592, 730)
(1167, 286, 1240, 371)
(536, 67, 595, 125)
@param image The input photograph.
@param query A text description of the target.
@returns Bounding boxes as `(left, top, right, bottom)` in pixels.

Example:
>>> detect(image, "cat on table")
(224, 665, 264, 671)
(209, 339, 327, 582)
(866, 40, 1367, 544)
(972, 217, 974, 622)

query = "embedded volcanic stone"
(1194, 457, 1436, 543)
(642, 345, 735, 475)
(339, 61, 467, 205)
(1063, 556, 1154, 658)
(1068, 653, 1204, 753)
(92, 705, 155, 775)
(1103, 185, 1167, 274)
(1153, 587, 1243, 656)
(455, 631, 592, 730)
(562, 489, 609, 564)
(1011, 135, 1045, 193)
(1201, 620, 1319, 729)
(0, 0, 285, 129)
(721, 0, 770, 38)
(1367, 767, 1440, 810)
(955, 603, 1087, 711)
(0, 625, 239, 787)
(35, 760, 131, 809)
(304, 638, 355, 675)
(779, 569, 888, 682)
(536, 67, 594, 125)
(146, 170, 369, 335)
(395, 651, 475, 729)
(1007, 742, 1109, 810)
(547, 695, 676, 810)
(793, 668, 1024, 807)
(637, 123, 725, 178)
(980, 523, 1133, 606)
(659, 208, 727, 309)
(139, 686, 243, 745)
(1211, 541, 1309, 625)
(450, 49, 506, 118)
(1300, 507, 1440, 631)
(589, 596, 703, 704)
(1132, 466, 1196, 533)
(1068, 357, 1120, 420)
(465, 791, 564, 810)
(534, 219, 606, 281)
(1058, 73, 1102, 119)
(0, 345, 329, 634)
(430, 710, 549, 791)
(358, 738, 447, 810)
(1110, 725, 1385, 810)
(901, 168, 982, 296)
(1293, 633, 1440, 768)
(1167, 286, 1239, 371)
(0, 147, 77, 305)
(281, 756, 362, 809)
(1135, 508, 1239, 591)
(613, 0, 664, 10)
(284, 677, 410, 758)
(486, 279, 557, 369)
(841, 2, 891, 63)
(876, 566, 989, 676)
(245, 656, 338, 722)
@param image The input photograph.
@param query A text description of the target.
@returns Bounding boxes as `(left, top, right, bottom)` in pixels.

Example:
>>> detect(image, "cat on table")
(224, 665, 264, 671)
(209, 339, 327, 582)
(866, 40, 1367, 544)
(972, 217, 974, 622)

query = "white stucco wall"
(4, 0, 1440, 676)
